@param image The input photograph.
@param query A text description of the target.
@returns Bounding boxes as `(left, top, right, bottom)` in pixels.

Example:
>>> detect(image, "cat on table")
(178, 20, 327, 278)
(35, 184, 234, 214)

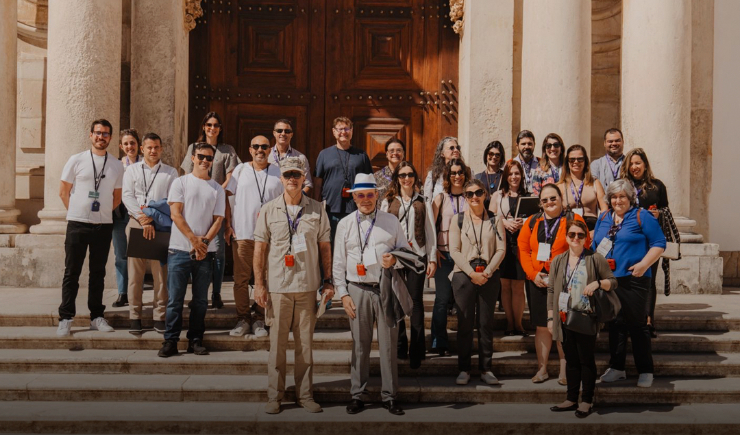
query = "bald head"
(250, 135, 271, 168)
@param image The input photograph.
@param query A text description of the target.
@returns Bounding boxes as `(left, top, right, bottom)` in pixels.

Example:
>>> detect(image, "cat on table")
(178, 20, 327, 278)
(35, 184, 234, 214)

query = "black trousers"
(59, 221, 114, 320)
(397, 266, 427, 363)
(608, 275, 654, 374)
(452, 271, 500, 372)
(648, 261, 660, 323)
(563, 328, 597, 404)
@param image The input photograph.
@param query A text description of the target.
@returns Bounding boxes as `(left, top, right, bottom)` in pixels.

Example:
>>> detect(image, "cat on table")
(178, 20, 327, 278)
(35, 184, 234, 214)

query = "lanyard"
(607, 212, 624, 240)
(550, 164, 561, 183)
(570, 180, 585, 207)
(141, 163, 161, 206)
(272, 146, 292, 165)
(283, 195, 304, 252)
(605, 155, 622, 180)
(356, 211, 377, 264)
(542, 214, 560, 243)
(469, 211, 485, 258)
(632, 181, 643, 207)
(449, 193, 462, 214)
(518, 156, 537, 186)
(485, 171, 501, 193)
(382, 166, 393, 182)
(251, 163, 270, 205)
(336, 146, 351, 184)
(399, 196, 414, 241)
(91, 151, 108, 193)
(564, 251, 585, 292)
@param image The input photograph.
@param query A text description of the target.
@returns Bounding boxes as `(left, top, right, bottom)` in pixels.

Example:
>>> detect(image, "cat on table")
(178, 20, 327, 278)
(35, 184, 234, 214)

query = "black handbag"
(590, 256, 622, 323)
(565, 309, 599, 336)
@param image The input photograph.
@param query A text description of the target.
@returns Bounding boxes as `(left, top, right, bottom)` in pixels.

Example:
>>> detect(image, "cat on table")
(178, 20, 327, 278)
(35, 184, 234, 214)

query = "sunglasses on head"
(464, 189, 485, 199)
(568, 157, 586, 164)
(205, 123, 220, 128)
(354, 192, 375, 200)
(274, 128, 293, 134)
(282, 171, 303, 180)
(398, 172, 415, 179)
(540, 196, 558, 205)
(545, 142, 562, 150)
(450, 170, 464, 177)
(251, 144, 270, 150)
(196, 154, 214, 162)
(567, 231, 587, 240)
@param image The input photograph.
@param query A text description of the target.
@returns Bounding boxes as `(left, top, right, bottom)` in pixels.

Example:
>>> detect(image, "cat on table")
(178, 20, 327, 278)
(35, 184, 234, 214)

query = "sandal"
(531, 372, 549, 383)
(558, 377, 568, 386)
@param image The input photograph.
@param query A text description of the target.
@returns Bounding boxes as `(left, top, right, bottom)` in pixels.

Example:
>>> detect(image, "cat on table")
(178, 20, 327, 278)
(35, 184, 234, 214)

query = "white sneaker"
(600, 368, 627, 383)
(230, 319, 250, 336)
(456, 371, 470, 385)
(253, 320, 269, 338)
(90, 317, 114, 332)
(57, 319, 73, 337)
(481, 371, 500, 385)
(637, 373, 654, 388)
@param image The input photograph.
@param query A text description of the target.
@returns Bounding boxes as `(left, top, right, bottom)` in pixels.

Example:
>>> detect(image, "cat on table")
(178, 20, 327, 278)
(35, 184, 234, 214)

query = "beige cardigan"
(546, 250, 618, 342)
(449, 209, 506, 277)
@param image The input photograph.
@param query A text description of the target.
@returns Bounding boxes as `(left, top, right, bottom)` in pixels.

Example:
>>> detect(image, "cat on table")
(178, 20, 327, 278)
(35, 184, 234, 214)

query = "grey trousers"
(348, 283, 399, 402)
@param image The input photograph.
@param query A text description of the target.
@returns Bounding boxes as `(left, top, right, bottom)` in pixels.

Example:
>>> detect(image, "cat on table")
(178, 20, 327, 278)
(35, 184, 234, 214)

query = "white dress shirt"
(380, 193, 437, 260)
(122, 160, 179, 218)
(333, 209, 409, 298)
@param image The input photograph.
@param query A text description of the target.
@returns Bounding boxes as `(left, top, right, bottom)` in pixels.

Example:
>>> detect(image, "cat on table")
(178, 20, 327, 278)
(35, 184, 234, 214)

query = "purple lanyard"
(272, 146, 291, 165)
(564, 252, 585, 292)
(542, 215, 560, 243)
(570, 181, 585, 207)
(356, 211, 377, 263)
(605, 155, 621, 180)
(284, 198, 304, 235)
(550, 165, 561, 183)
(449, 193, 462, 214)
(632, 181, 643, 207)
(519, 156, 537, 185)
(382, 167, 393, 182)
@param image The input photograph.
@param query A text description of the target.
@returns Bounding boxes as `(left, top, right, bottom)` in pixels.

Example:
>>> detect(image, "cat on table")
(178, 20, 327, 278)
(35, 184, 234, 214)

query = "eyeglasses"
(93, 131, 111, 138)
(398, 173, 415, 179)
(354, 192, 375, 200)
(251, 144, 270, 150)
(334, 127, 352, 133)
(487, 152, 502, 159)
(282, 171, 303, 180)
(447, 145, 461, 151)
(545, 142, 562, 150)
(464, 189, 485, 199)
(567, 231, 587, 240)
(540, 196, 558, 205)
(205, 123, 221, 129)
(387, 149, 404, 155)
(450, 170, 464, 177)
(568, 157, 586, 164)
(196, 154, 214, 162)
(274, 129, 293, 134)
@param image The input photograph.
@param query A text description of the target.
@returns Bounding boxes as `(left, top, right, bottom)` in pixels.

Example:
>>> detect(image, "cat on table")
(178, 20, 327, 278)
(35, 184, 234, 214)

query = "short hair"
(91, 119, 113, 134)
(500, 159, 528, 196)
(442, 158, 472, 193)
(604, 127, 623, 141)
(605, 179, 637, 208)
(141, 132, 162, 145)
(482, 140, 505, 168)
(516, 130, 535, 145)
(333, 116, 353, 129)
(274, 118, 294, 129)
(119, 128, 140, 145)
(540, 133, 564, 172)
(566, 219, 589, 235)
(539, 182, 563, 200)
(384, 137, 406, 153)
(197, 111, 224, 144)
(192, 142, 215, 155)
(464, 179, 488, 198)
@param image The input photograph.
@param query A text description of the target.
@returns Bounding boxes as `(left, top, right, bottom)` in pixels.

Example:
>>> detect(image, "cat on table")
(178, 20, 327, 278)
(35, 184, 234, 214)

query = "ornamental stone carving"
(184, 0, 203, 32)
(449, 0, 464, 34)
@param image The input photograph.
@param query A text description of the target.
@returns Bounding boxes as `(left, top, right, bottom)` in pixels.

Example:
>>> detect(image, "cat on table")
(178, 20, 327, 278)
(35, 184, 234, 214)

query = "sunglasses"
(464, 189, 485, 199)
(568, 157, 586, 164)
(447, 145, 461, 151)
(487, 152, 502, 159)
(567, 231, 587, 240)
(93, 131, 111, 138)
(205, 123, 220, 128)
(450, 170, 465, 177)
(282, 171, 303, 180)
(354, 192, 375, 200)
(545, 142, 562, 150)
(196, 154, 214, 162)
(540, 196, 559, 205)
(274, 128, 293, 134)
(398, 173, 415, 179)
(251, 144, 270, 150)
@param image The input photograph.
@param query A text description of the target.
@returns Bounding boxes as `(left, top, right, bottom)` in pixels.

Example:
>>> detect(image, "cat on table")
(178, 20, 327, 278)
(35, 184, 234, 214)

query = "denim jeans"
(111, 214, 129, 295)
(210, 223, 225, 296)
(327, 211, 347, 248)
(165, 249, 213, 342)
(431, 251, 454, 350)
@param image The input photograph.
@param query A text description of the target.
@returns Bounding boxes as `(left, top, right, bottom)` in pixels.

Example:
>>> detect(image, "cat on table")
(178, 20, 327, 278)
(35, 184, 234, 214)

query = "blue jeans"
(165, 249, 213, 342)
(327, 212, 346, 248)
(111, 214, 129, 295)
(210, 223, 225, 296)
(431, 251, 455, 350)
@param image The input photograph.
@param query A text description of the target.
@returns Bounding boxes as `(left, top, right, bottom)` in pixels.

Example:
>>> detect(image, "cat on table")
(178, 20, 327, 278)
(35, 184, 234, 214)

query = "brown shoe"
(264, 400, 281, 414)
(298, 399, 323, 413)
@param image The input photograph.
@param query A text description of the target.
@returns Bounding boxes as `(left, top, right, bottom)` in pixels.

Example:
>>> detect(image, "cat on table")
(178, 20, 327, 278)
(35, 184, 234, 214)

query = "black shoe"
(505, 330, 515, 336)
(153, 321, 166, 333)
(410, 358, 422, 370)
(515, 330, 530, 338)
(575, 405, 594, 418)
(187, 299, 194, 309)
(550, 403, 578, 412)
(112, 294, 128, 308)
(397, 351, 408, 360)
(187, 338, 209, 355)
(129, 319, 142, 334)
(437, 348, 450, 357)
(157, 340, 178, 358)
(382, 400, 405, 416)
(212, 293, 224, 309)
(346, 399, 364, 414)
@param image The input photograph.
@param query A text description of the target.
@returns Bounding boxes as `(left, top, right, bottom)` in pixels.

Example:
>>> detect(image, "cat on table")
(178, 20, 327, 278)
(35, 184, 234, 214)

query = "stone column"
(31, 0, 123, 234)
(130, 0, 189, 168)
(457, 0, 514, 173)
(520, 0, 591, 147)
(622, 0, 691, 216)
(0, 1, 27, 234)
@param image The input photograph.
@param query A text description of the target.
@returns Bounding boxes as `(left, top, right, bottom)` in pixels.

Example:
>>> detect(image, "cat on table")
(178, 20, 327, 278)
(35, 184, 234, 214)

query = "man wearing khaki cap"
(253, 157, 334, 415)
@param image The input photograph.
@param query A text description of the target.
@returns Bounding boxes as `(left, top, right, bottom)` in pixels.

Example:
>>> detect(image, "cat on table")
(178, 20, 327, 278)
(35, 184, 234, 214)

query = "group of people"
(55, 115, 678, 419)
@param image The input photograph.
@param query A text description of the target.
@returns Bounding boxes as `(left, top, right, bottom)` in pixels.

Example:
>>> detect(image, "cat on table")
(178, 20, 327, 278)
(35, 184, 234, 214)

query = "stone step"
(0, 348, 737, 378)
(2, 402, 739, 435)
(1, 326, 738, 354)
(1, 372, 739, 405)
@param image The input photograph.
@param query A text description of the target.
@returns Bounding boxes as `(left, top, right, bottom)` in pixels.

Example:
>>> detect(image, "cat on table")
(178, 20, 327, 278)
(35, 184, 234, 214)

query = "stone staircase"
(0, 285, 739, 433)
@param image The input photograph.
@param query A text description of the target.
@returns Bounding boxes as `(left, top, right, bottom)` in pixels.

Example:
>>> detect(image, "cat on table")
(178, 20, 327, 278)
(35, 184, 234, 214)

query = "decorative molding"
(449, 0, 464, 35)
(185, 0, 203, 32)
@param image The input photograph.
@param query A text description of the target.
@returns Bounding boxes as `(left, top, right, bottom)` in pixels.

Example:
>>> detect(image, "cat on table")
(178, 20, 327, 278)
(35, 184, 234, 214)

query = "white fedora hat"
(346, 173, 377, 193)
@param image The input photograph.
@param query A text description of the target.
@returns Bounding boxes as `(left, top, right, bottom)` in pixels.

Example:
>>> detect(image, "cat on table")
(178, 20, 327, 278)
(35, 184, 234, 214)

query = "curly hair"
(428, 137, 460, 187)
(442, 158, 472, 194)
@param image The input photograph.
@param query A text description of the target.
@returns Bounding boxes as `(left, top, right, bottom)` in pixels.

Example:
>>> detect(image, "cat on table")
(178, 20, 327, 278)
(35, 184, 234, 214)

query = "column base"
(29, 209, 68, 235)
(0, 209, 28, 234)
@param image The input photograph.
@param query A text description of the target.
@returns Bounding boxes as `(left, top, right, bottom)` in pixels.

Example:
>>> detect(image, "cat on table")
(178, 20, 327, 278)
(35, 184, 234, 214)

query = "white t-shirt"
(226, 162, 283, 240)
(168, 174, 226, 253)
(61, 150, 124, 224)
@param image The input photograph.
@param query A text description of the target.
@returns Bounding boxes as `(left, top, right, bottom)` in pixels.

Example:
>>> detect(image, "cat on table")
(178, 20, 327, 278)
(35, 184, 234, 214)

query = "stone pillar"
(520, 0, 591, 147)
(621, 0, 691, 217)
(31, 0, 123, 234)
(0, 1, 27, 234)
(130, 0, 189, 168)
(457, 0, 514, 173)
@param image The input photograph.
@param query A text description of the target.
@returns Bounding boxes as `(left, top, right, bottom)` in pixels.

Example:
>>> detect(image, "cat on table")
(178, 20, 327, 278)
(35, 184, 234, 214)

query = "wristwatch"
(322, 278, 333, 285)
(201, 238, 210, 246)
(547, 317, 554, 322)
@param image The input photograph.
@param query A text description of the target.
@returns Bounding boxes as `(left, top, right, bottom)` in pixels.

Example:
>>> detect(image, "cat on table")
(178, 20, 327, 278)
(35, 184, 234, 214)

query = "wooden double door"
(189, 0, 459, 182)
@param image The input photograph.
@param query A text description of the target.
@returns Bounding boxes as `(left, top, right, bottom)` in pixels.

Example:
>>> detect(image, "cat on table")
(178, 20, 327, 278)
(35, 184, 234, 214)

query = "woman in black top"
(475, 141, 505, 208)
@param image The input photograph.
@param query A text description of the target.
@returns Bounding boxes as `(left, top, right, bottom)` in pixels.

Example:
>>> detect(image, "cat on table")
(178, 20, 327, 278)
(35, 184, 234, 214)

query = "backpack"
(458, 210, 502, 241)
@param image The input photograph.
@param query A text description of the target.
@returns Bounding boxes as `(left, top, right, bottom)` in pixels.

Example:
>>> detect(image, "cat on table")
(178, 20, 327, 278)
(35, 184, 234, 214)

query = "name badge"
(292, 234, 307, 253)
(91, 200, 100, 212)
(536, 243, 551, 262)
(284, 255, 295, 267)
(572, 208, 584, 217)
(596, 238, 613, 257)
(558, 292, 570, 313)
(356, 264, 366, 276)
(88, 191, 100, 199)
(363, 246, 378, 266)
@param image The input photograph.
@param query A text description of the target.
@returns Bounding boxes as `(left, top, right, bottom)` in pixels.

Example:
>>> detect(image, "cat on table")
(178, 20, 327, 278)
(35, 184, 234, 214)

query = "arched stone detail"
(184, 0, 203, 32)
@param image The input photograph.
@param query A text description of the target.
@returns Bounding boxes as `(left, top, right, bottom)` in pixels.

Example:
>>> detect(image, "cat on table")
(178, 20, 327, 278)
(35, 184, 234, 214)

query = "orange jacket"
(517, 213, 591, 281)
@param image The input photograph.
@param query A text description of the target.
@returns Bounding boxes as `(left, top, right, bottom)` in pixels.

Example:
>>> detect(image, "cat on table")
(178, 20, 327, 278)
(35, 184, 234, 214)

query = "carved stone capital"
(449, 0, 464, 35)
(185, 0, 203, 32)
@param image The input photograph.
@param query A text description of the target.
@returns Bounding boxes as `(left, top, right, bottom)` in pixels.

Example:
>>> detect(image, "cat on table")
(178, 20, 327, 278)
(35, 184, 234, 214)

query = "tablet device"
(514, 196, 541, 219)
(126, 228, 171, 263)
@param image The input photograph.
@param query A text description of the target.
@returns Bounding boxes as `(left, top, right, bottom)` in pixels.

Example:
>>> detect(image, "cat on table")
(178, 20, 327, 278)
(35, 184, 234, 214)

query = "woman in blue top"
(592, 179, 665, 388)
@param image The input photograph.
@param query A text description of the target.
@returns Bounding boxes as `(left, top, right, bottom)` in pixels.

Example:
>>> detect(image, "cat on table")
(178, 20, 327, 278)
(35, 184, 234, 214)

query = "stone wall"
(721, 251, 740, 287)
